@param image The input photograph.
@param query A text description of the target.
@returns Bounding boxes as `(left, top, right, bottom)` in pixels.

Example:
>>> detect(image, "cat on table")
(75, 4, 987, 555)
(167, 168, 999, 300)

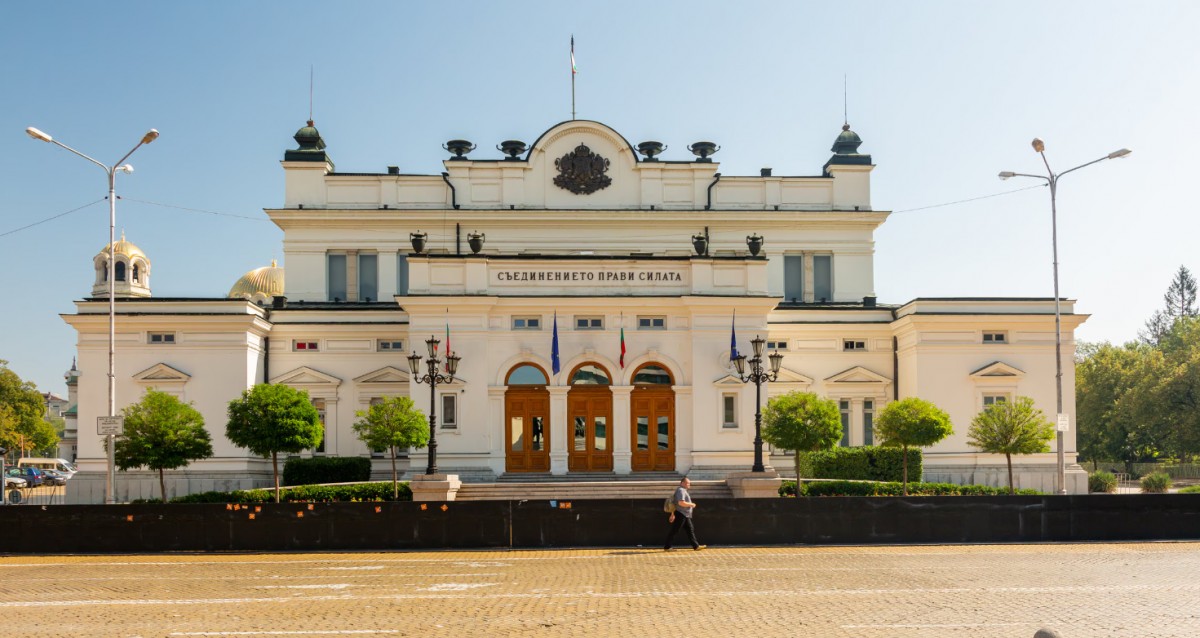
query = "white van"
(17, 458, 77, 478)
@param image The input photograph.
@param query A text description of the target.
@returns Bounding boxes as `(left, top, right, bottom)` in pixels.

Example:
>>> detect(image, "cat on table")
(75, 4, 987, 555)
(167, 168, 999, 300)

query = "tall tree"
(967, 396, 1055, 493)
(0, 361, 53, 459)
(352, 396, 429, 499)
(1076, 342, 1162, 470)
(874, 397, 953, 495)
(1141, 266, 1198, 345)
(761, 391, 843, 481)
(115, 390, 214, 502)
(226, 384, 323, 503)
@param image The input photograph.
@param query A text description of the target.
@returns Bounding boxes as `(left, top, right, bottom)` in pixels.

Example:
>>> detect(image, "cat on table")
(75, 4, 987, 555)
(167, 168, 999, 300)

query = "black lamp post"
(407, 336, 461, 475)
(733, 335, 784, 473)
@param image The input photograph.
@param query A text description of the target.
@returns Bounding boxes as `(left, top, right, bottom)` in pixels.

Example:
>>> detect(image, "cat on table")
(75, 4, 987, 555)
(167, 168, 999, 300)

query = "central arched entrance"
(505, 363, 550, 472)
(567, 363, 613, 472)
(630, 363, 675, 472)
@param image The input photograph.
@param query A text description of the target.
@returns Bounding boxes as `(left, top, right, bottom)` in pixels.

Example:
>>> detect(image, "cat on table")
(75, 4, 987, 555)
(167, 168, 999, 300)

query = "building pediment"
(353, 366, 410, 384)
(969, 361, 1025, 379)
(825, 366, 891, 385)
(132, 363, 191, 383)
(775, 368, 815, 385)
(713, 374, 744, 386)
(270, 366, 342, 387)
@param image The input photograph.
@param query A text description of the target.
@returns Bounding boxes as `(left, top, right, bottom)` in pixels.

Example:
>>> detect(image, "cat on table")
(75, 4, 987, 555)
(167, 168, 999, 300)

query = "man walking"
(664, 477, 704, 551)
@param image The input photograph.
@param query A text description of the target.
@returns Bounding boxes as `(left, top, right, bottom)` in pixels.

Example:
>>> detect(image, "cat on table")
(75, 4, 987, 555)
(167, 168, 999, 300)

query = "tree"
(115, 390, 214, 502)
(352, 396, 430, 499)
(967, 396, 1055, 494)
(226, 384, 323, 503)
(0, 360, 54, 459)
(874, 397, 953, 495)
(1076, 341, 1162, 469)
(761, 391, 842, 481)
(1141, 266, 1197, 345)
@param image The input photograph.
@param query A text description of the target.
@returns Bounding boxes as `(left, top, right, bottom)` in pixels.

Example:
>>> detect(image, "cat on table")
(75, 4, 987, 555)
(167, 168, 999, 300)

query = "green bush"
(1178, 485, 1200, 494)
(165, 481, 411, 504)
(778, 479, 1040, 497)
(804, 446, 922, 482)
(1088, 471, 1118, 493)
(1140, 472, 1172, 493)
(282, 456, 372, 486)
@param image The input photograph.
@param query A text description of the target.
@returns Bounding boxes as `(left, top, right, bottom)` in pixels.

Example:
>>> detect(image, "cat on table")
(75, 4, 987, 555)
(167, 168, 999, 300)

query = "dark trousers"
(664, 514, 699, 549)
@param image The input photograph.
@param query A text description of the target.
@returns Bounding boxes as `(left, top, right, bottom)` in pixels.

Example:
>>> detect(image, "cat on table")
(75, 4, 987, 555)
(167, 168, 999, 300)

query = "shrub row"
(802, 446, 923, 483)
(779, 479, 1042, 497)
(143, 482, 413, 504)
(282, 457, 373, 487)
(1179, 485, 1200, 494)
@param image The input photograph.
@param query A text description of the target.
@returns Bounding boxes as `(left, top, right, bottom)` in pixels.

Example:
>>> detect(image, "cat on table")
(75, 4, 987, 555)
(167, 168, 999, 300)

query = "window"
(396, 255, 409, 296)
(132, 264, 141, 283)
(814, 255, 832, 302)
(293, 340, 319, 351)
(148, 332, 175, 345)
(839, 400, 851, 446)
(327, 254, 347, 301)
(765, 340, 789, 351)
(722, 393, 738, 429)
(115, 261, 127, 282)
(312, 398, 326, 454)
(783, 255, 803, 303)
(983, 332, 1007, 344)
(359, 253, 378, 302)
(512, 316, 542, 330)
(863, 399, 875, 446)
(441, 394, 457, 429)
(843, 340, 866, 352)
(983, 394, 1009, 407)
(638, 316, 666, 330)
(575, 316, 604, 330)
(377, 339, 404, 352)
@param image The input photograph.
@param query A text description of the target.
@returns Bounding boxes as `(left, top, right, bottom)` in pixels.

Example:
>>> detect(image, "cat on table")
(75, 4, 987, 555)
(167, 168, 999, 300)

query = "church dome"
(229, 260, 285, 303)
(100, 234, 147, 262)
(92, 232, 151, 298)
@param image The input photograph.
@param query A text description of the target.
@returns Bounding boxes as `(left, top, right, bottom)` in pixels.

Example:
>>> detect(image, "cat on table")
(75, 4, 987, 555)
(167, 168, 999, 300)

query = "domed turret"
(92, 232, 151, 298)
(284, 120, 333, 167)
(823, 123, 873, 175)
(229, 260, 285, 305)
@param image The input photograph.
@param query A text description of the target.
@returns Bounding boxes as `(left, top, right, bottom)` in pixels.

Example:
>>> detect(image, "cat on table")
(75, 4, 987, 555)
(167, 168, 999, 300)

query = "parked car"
(5, 467, 44, 488)
(40, 468, 68, 486)
(3, 475, 27, 489)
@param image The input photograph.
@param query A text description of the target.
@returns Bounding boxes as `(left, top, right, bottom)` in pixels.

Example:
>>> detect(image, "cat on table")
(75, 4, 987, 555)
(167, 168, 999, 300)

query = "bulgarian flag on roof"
(619, 315, 626, 368)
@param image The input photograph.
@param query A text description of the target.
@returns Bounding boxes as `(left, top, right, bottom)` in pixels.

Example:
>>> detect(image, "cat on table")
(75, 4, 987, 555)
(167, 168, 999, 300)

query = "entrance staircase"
(454, 473, 733, 501)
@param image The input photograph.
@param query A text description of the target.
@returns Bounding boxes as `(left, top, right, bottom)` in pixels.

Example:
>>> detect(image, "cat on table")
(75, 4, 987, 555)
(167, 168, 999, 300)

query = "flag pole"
(570, 35, 576, 120)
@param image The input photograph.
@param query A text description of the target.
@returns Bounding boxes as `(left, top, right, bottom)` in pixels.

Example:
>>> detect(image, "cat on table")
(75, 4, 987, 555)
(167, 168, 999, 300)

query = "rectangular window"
(863, 399, 874, 446)
(638, 316, 666, 330)
(147, 332, 176, 344)
(327, 254, 347, 302)
(441, 394, 457, 429)
(512, 316, 542, 330)
(377, 339, 404, 352)
(843, 339, 866, 352)
(765, 340, 789, 351)
(312, 398, 326, 454)
(358, 253, 378, 302)
(983, 332, 1007, 344)
(783, 255, 804, 303)
(983, 394, 1010, 407)
(722, 394, 737, 429)
(293, 340, 319, 351)
(813, 255, 832, 302)
(396, 255, 409, 296)
(839, 399, 851, 447)
(575, 316, 604, 330)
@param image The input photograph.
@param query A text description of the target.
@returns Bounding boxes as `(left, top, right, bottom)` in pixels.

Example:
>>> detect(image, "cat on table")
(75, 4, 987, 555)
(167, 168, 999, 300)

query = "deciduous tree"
(874, 397, 953, 495)
(226, 384, 323, 503)
(352, 396, 429, 499)
(967, 396, 1055, 494)
(115, 389, 214, 502)
(761, 391, 842, 481)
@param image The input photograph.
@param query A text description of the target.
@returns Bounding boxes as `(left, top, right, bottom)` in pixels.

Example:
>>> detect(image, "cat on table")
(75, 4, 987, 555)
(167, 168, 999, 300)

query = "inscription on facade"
(495, 270, 684, 283)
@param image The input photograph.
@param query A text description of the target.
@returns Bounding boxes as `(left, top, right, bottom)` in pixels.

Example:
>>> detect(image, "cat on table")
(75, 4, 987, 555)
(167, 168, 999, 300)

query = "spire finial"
(121, 229, 126, 242)
(271, 258, 277, 268)
(843, 74, 848, 128)
(309, 64, 314, 124)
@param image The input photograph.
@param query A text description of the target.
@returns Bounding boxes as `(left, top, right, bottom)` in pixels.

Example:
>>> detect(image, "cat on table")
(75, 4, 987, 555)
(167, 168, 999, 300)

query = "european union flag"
(551, 311, 561, 375)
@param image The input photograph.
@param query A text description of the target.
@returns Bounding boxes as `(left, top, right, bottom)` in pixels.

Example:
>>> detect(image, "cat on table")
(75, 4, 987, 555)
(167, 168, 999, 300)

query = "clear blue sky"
(2, 1, 1196, 395)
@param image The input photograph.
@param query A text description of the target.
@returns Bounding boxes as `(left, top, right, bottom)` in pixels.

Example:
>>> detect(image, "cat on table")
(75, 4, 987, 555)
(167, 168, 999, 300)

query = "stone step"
(494, 472, 685, 483)
(455, 480, 732, 502)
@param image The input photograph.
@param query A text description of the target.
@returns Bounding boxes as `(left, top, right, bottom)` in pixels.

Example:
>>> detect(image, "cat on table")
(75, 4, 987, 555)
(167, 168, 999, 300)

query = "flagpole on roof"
(570, 35, 576, 121)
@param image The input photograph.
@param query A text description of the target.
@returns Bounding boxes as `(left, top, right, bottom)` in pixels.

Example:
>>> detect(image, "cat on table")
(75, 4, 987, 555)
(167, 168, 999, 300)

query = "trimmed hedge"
(804, 446, 922, 483)
(779, 479, 1042, 497)
(282, 457, 372, 487)
(158, 482, 412, 504)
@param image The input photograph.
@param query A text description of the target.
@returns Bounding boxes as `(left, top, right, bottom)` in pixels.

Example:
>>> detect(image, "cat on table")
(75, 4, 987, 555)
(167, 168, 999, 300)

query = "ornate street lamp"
(733, 335, 784, 472)
(408, 337, 461, 475)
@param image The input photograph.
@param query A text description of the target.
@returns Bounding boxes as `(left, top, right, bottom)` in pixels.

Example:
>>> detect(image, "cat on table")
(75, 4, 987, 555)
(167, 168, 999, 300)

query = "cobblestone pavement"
(2, 543, 1198, 637)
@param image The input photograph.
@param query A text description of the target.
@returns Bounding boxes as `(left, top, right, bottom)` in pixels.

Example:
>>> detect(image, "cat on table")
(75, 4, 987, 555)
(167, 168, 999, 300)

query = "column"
(487, 386, 506, 476)
(611, 385, 633, 474)
(803, 253, 815, 303)
(548, 386, 570, 475)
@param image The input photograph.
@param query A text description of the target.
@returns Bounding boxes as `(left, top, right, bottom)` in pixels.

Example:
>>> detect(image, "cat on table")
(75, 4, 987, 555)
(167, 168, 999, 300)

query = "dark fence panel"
(3, 495, 1199, 553)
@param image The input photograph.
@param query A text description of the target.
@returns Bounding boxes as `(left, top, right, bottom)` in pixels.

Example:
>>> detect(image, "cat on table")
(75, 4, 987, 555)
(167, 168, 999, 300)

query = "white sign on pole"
(1056, 413, 1070, 432)
(97, 416, 124, 436)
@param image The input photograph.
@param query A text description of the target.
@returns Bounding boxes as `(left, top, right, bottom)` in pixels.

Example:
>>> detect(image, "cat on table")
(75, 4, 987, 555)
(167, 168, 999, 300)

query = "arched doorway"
(567, 363, 613, 472)
(505, 364, 551, 472)
(630, 363, 675, 472)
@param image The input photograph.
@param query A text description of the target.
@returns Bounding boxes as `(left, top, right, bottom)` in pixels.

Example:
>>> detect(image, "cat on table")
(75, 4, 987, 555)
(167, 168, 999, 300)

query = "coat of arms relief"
(553, 143, 611, 195)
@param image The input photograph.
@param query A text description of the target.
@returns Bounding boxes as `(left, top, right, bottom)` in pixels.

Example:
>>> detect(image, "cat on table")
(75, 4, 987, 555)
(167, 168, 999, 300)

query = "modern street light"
(733, 335, 784, 473)
(407, 337, 461, 475)
(26, 126, 159, 505)
(999, 139, 1130, 494)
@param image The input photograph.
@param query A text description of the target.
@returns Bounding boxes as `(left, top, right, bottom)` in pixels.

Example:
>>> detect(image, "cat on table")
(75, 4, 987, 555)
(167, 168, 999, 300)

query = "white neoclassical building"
(62, 118, 1088, 503)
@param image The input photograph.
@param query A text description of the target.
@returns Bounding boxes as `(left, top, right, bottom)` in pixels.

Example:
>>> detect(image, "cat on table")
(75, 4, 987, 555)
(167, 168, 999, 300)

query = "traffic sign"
(97, 416, 124, 436)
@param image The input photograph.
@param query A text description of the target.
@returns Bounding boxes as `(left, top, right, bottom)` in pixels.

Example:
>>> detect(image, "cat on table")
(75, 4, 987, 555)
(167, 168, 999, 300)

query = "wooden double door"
(568, 387, 613, 471)
(631, 387, 675, 472)
(505, 388, 550, 472)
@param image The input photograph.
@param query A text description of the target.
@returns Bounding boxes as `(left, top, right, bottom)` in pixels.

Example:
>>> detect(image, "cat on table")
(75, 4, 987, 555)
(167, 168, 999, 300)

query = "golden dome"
(228, 260, 285, 301)
(99, 231, 147, 261)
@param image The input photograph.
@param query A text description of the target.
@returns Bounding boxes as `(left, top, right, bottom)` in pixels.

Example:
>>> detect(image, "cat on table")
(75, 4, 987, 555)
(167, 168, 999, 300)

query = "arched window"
(633, 364, 672, 385)
(507, 364, 549, 386)
(570, 364, 611, 385)
(102, 260, 108, 281)
(115, 261, 126, 282)
(132, 264, 140, 283)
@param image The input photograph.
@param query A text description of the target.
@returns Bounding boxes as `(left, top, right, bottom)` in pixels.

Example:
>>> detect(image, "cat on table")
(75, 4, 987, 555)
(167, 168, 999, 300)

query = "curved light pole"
(26, 126, 159, 505)
(733, 335, 784, 472)
(1000, 139, 1130, 494)
(408, 337, 460, 475)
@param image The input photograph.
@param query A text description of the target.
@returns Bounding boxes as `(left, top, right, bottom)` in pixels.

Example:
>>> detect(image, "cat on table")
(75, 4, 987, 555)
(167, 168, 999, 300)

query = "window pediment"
(969, 361, 1025, 379)
(270, 366, 342, 387)
(825, 366, 891, 385)
(353, 366, 410, 384)
(132, 363, 191, 383)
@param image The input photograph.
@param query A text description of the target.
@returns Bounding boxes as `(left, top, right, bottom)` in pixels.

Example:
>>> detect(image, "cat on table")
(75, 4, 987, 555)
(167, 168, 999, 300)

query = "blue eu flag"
(551, 311, 561, 375)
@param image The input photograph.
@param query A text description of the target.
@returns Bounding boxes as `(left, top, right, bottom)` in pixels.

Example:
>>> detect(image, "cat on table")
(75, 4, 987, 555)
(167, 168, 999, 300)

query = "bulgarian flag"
(571, 36, 577, 75)
(443, 311, 451, 373)
(619, 319, 626, 368)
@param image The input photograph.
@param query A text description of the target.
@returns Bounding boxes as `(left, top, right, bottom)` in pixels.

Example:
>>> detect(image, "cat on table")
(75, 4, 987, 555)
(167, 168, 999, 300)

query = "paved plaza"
(1, 542, 1197, 637)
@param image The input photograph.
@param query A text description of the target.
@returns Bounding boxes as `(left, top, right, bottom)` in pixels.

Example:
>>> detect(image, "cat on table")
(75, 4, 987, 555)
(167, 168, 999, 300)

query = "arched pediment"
(527, 120, 639, 165)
